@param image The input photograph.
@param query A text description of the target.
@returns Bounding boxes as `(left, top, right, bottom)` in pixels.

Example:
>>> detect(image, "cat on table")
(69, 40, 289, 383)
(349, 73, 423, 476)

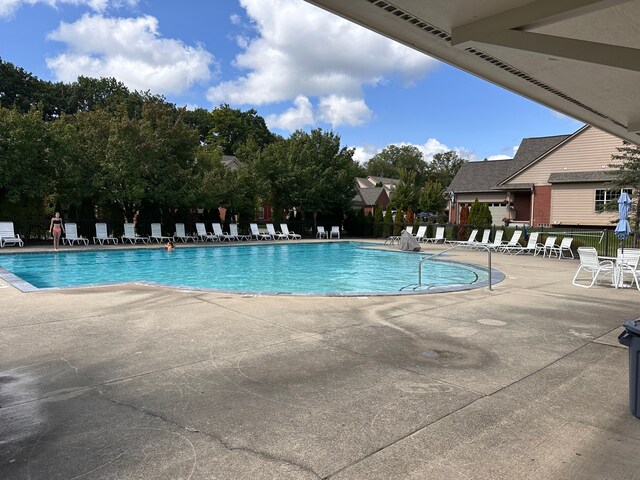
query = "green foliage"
(468, 198, 492, 227)
(208, 104, 275, 155)
(419, 180, 447, 214)
(365, 144, 427, 184)
(393, 206, 404, 235)
(428, 150, 467, 187)
(383, 203, 393, 238)
(373, 204, 384, 237)
(392, 168, 417, 210)
(610, 141, 640, 246)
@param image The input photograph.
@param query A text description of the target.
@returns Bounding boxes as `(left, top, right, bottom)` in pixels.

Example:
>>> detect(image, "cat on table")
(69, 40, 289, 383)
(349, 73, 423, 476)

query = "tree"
(208, 104, 275, 155)
(610, 141, 640, 246)
(373, 204, 384, 237)
(392, 168, 417, 210)
(468, 198, 492, 227)
(419, 180, 447, 214)
(428, 150, 466, 187)
(365, 144, 427, 184)
(383, 203, 393, 238)
(393, 205, 404, 235)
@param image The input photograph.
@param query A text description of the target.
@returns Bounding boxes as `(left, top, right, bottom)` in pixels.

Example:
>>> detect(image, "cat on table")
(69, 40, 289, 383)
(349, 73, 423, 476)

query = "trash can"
(618, 319, 640, 418)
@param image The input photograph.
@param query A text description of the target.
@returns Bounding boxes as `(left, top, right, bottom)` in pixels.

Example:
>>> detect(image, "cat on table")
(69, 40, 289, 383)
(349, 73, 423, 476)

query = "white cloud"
(46, 14, 216, 95)
(318, 95, 372, 127)
(352, 145, 380, 165)
(0, 0, 137, 19)
(207, 0, 436, 128)
(266, 95, 315, 131)
(487, 154, 511, 160)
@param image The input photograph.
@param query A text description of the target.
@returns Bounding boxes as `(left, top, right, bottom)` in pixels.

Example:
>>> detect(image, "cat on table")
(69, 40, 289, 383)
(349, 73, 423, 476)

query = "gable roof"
(449, 133, 571, 193)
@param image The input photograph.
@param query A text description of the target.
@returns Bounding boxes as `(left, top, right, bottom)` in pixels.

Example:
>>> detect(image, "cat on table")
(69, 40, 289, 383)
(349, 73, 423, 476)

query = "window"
(595, 188, 632, 212)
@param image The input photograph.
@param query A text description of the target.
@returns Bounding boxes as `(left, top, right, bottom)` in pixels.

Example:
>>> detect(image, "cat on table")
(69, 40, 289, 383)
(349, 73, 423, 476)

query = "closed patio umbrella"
(615, 192, 632, 253)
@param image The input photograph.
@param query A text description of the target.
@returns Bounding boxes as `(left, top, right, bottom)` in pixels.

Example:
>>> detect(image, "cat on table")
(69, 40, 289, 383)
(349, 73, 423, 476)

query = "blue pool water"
(0, 242, 492, 295)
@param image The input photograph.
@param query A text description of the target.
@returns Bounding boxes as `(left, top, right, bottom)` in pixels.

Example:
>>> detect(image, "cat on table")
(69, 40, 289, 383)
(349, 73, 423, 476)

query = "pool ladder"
(400, 243, 493, 292)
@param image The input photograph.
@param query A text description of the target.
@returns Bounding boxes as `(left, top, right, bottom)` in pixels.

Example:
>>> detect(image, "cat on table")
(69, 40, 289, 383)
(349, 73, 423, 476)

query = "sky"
(0, 0, 584, 164)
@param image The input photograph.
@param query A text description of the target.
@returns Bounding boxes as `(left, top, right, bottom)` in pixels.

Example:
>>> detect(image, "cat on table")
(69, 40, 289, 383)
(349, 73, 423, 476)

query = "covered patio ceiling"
(304, 0, 640, 145)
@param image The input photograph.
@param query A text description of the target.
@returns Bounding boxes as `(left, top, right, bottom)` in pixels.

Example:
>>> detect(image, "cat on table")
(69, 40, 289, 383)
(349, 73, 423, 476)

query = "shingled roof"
(449, 134, 571, 193)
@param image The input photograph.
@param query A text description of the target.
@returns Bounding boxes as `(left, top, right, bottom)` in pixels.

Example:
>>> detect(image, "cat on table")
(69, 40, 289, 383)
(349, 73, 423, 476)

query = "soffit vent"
(364, 0, 633, 134)
(463, 47, 627, 130)
(365, 0, 451, 42)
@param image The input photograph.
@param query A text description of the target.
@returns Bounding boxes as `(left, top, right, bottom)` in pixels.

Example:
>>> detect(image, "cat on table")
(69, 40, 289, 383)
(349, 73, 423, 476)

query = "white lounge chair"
(572, 247, 616, 288)
(413, 225, 427, 242)
(0, 221, 24, 247)
(485, 230, 505, 250)
(267, 223, 288, 240)
(535, 236, 557, 257)
(617, 248, 640, 290)
(498, 230, 522, 253)
(316, 226, 328, 239)
(250, 223, 272, 240)
(93, 223, 118, 245)
(405, 225, 414, 235)
(548, 237, 574, 259)
(330, 226, 340, 239)
(423, 226, 444, 244)
(470, 229, 491, 248)
(504, 231, 538, 255)
(230, 223, 251, 241)
(150, 223, 173, 243)
(196, 222, 217, 242)
(174, 223, 198, 242)
(446, 228, 478, 245)
(122, 223, 149, 244)
(280, 223, 301, 239)
(212, 222, 234, 241)
(63, 223, 88, 246)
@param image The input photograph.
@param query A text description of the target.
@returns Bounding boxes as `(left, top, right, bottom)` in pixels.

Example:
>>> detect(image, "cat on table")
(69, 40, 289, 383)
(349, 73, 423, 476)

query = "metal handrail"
(417, 243, 493, 291)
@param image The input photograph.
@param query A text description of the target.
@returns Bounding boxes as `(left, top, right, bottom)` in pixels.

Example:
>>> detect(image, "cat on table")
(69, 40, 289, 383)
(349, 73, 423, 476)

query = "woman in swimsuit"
(49, 212, 64, 251)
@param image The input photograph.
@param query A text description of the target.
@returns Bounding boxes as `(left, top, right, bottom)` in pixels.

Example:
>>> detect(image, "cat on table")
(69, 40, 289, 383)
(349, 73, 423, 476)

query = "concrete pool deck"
(1, 240, 640, 479)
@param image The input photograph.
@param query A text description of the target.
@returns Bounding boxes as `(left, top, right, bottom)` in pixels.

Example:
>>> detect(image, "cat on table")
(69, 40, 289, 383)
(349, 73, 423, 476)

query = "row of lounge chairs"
(0, 221, 313, 247)
(387, 226, 575, 259)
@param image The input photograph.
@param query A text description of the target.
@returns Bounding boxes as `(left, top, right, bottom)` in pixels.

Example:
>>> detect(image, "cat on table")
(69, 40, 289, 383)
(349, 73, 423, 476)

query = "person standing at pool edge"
(49, 212, 64, 251)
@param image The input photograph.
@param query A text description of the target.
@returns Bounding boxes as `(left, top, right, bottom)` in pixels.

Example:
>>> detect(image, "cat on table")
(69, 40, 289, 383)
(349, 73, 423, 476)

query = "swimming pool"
(0, 242, 498, 295)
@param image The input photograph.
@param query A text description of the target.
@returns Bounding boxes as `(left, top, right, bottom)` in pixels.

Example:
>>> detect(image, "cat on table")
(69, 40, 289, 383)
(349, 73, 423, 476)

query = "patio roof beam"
(451, 0, 632, 46)
(468, 29, 640, 73)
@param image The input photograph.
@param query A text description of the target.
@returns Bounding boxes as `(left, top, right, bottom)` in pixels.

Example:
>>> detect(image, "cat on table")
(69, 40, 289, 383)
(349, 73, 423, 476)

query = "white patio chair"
(572, 247, 616, 288)
(280, 224, 301, 239)
(196, 222, 217, 242)
(122, 223, 149, 244)
(423, 226, 445, 244)
(267, 223, 288, 240)
(470, 229, 491, 248)
(316, 226, 328, 239)
(405, 225, 414, 235)
(213, 222, 234, 241)
(498, 230, 522, 253)
(63, 223, 88, 246)
(174, 223, 198, 242)
(250, 223, 272, 240)
(486, 230, 505, 250)
(534, 236, 556, 257)
(150, 223, 173, 243)
(93, 223, 118, 245)
(505, 231, 538, 255)
(330, 226, 341, 239)
(414, 225, 427, 242)
(617, 248, 640, 290)
(446, 228, 478, 245)
(230, 223, 251, 241)
(0, 221, 24, 247)
(548, 237, 574, 259)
